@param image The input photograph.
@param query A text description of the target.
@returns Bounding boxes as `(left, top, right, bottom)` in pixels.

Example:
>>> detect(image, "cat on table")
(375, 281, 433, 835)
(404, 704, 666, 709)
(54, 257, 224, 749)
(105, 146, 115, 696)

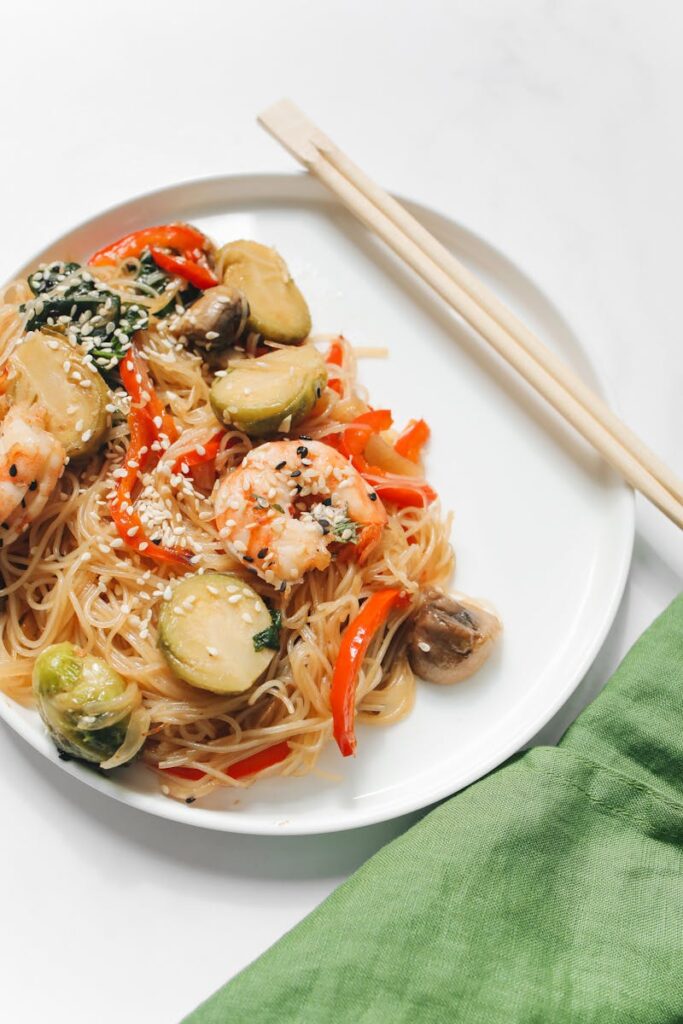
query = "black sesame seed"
(290, 469, 301, 478)
(316, 387, 321, 398)
(9, 464, 17, 477)
(279, 581, 287, 591)
(185, 797, 196, 805)
(322, 497, 332, 506)
(296, 446, 308, 458)
(243, 555, 254, 563)
(318, 519, 330, 529)
(151, 538, 161, 546)
(369, 492, 378, 501)
(20, 498, 26, 509)
(275, 461, 286, 471)
(294, 484, 302, 493)
(257, 547, 268, 559)
(29, 480, 38, 491)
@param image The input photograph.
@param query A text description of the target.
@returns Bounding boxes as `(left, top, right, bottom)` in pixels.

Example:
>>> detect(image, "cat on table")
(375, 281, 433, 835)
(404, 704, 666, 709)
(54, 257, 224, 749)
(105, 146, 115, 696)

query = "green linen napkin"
(184, 595, 683, 1024)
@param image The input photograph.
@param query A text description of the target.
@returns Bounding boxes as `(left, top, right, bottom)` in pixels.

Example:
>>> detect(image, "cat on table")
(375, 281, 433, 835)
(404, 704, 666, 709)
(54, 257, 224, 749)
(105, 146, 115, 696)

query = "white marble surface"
(0, 2, 680, 1021)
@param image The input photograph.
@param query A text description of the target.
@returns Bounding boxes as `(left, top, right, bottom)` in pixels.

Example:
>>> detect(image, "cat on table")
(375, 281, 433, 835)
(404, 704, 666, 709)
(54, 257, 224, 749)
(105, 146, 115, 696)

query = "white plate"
(0, 174, 633, 835)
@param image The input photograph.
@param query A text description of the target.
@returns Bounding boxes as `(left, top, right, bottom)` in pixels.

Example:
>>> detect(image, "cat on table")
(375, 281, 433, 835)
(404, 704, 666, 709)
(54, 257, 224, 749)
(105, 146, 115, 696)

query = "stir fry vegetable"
(210, 344, 327, 436)
(23, 261, 147, 372)
(331, 589, 410, 757)
(160, 741, 291, 782)
(171, 285, 248, 351)
(328, 409, 436, 508)
(219, 240, 311, 343)
(7, 333, 109, 458)
(158, 573, 277, 694)
(109, 351, 190, 566)
(394, 418, 430, 462)
(149, 247, 218, 290)
(89, 223, 211, 267)
(33, 642, 149, 767)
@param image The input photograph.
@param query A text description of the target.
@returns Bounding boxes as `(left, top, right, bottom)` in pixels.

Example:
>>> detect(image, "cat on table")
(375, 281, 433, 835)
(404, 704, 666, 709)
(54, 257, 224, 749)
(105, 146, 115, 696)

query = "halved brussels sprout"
(158, 573, 276, 694)
(210, 344, 327, 437)
(219, 240, 311, 343)
(33, 642, 148, 767)
(8, 333, 110, 458)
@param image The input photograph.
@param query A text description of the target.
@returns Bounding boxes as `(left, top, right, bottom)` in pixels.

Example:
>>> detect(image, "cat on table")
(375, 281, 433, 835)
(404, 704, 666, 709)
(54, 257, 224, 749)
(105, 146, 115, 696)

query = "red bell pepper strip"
(149, 247, 219, 290)
(329, 409, 394, 471)
(331, 589, 411, 757)
(394, 418, 430, 462)
(109, 410, 192, 567)
(172, 431, 226, 475)
(368, 478, 437, 508)
(161, 741, 291, 782)
(327, 410, 436, 508)
(89, 223, 211, 267)
(110, 350, 191, 565)
(120, 350, 178, 443)
(326, 338, 345, 395)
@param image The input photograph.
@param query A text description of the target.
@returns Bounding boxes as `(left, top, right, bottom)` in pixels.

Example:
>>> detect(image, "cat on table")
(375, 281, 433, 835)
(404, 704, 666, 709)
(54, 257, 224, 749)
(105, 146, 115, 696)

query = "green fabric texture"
(184, 595, 683, 1024)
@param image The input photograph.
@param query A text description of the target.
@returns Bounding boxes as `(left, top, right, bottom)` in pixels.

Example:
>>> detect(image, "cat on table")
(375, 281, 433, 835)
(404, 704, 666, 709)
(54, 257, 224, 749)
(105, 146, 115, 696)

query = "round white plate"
(0, 174, 633, 835)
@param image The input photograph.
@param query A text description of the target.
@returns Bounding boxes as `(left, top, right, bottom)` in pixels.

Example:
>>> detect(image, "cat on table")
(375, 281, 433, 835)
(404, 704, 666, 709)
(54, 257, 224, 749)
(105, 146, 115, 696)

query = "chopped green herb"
(252, 609, 282, 652)
(332, 515, 359, 544)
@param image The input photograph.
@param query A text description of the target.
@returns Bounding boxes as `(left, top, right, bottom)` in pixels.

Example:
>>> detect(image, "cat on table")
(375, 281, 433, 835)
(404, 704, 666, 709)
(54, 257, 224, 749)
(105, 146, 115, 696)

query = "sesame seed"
(207, 646, 218, 657)
(417, 641, 431, 653)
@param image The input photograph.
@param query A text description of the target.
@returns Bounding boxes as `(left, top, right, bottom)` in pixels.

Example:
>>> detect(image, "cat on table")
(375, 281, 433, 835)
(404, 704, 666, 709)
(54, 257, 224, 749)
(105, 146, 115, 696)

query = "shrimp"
(214, 439, 387, 587)
(0, 403, 66, 546)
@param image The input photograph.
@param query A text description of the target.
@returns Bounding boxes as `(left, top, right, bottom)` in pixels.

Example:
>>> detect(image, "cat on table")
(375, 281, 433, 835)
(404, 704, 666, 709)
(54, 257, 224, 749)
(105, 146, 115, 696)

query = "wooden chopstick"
(258, 100, 683, 530)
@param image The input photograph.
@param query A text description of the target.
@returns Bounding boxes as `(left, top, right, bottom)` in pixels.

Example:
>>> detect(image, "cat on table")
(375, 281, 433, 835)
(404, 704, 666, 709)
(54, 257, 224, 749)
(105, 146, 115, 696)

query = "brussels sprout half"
(33, 642, 147, 767)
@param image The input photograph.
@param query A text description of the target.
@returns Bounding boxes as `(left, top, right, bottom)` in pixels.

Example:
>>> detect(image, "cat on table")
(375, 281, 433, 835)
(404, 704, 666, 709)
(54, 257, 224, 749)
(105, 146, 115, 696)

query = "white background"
(1, 2, 681, 1021)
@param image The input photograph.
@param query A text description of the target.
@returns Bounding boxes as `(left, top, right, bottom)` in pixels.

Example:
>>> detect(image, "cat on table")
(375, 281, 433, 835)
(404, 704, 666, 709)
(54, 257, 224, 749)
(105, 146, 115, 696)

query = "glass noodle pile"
(0, 224, 499, 804)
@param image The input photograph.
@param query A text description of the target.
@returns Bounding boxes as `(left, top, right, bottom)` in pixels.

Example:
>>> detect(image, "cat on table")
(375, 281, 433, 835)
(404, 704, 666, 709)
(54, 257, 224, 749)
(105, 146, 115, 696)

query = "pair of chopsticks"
(258, 100, 683, 530)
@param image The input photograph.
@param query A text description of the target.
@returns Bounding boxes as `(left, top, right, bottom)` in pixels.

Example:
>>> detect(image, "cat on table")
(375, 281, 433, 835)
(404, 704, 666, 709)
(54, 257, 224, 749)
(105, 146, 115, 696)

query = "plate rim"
(0, 171, 634, 835)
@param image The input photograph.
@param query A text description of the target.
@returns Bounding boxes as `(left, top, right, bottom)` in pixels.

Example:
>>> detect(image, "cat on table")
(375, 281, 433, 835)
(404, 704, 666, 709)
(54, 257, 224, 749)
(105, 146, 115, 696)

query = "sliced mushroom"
(407, 588, 501, 685)
(171, 285, 248, 352)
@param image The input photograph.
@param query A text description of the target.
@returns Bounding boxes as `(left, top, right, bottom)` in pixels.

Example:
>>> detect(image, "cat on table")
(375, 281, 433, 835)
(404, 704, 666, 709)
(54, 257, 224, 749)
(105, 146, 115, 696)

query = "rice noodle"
(0, 278, 454, 803)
